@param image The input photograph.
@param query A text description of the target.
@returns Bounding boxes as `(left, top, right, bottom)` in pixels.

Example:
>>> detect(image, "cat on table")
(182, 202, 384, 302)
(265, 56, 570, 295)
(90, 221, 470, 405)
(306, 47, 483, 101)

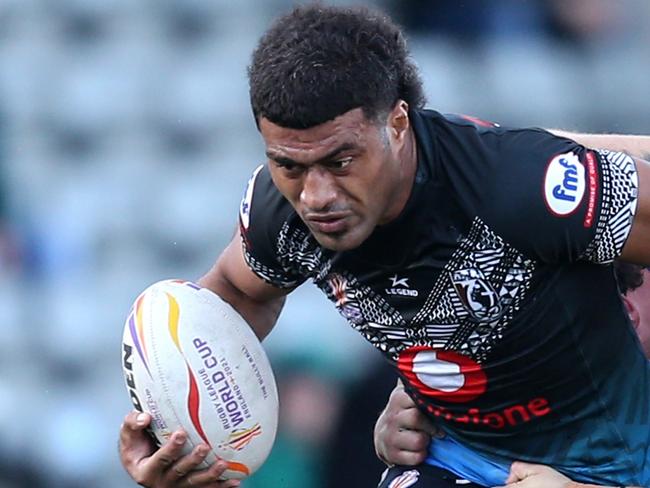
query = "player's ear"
(623, 296, 641, 329)
(387, 100, 409, 141)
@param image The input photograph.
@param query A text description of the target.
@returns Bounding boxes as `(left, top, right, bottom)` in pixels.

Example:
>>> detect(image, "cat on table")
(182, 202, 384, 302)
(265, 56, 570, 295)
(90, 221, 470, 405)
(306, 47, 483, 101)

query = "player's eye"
(327, 157, 353, 171)
(275, 161, 304, 176)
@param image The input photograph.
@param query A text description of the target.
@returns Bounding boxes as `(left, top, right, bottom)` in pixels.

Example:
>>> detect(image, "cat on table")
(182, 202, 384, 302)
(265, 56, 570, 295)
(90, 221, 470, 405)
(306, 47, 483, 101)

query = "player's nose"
(300, 167, 337, 211)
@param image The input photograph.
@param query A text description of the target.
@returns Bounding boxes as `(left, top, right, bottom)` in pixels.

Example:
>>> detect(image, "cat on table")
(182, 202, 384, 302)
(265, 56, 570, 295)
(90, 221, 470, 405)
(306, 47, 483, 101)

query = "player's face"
(260, 104, 416, 251)
(628, 269, 650, 358)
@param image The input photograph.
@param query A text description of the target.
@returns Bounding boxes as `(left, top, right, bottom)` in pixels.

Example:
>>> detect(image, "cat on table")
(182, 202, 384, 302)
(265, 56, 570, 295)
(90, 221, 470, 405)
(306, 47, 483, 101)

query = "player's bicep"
(199, 229, 289, 340)
(204, 229, 289, 301)
(620, 157, 650, 265)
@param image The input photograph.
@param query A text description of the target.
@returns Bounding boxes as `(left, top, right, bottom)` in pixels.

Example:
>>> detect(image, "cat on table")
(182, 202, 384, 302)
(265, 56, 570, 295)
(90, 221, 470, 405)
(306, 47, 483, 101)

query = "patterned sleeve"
(580, 149, 639, 263)
(477, 130, 639, 264)
(238, 165, 306, 289)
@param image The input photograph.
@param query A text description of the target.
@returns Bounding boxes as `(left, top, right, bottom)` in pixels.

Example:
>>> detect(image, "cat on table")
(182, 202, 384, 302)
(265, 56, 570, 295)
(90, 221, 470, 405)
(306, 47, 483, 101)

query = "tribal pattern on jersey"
(276, 222, 333, 282)
(582, 150, 639, 264)
(243, 221, 333, 288)
(239, 110, 649, 485)
(243, 251, 302, 289)
(412, 218, 535, 362)
(316, 218, 534, 363)
(318, 271, 407, 355)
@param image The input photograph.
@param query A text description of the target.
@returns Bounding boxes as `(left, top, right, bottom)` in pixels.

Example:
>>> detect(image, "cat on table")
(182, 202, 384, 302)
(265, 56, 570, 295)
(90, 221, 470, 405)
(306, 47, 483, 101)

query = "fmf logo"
(544, 152, 586, 216)
(398, 346, 487, 403)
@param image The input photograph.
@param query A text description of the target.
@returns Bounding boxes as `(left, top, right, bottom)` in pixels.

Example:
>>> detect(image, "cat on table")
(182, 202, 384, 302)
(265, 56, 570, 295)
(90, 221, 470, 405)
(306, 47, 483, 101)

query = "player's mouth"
(304, 212, 351, 234)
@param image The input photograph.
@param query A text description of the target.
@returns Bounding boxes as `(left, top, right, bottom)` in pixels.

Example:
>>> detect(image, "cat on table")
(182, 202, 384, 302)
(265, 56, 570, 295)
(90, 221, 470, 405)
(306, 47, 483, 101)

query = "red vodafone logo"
(398, 346, 487, 403)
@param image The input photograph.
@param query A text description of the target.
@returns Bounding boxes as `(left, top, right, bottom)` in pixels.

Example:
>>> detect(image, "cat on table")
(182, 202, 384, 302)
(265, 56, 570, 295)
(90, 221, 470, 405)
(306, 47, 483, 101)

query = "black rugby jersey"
(238, 109, 647, 486)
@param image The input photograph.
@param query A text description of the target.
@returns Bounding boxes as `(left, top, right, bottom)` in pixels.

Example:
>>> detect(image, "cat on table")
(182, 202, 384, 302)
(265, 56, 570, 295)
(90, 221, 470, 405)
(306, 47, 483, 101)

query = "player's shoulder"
(434, 110, 584, 172)
(413, 109, 582, 203)
(415, 108, 508, 137)
(238, 164, 311, 289)
(416, 108, 572, 149)
(239, 164, 295, 233)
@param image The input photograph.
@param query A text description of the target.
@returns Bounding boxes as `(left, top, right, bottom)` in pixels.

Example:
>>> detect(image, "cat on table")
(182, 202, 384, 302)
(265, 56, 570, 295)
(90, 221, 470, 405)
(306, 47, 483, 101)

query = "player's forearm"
(549, 130, 650, 159)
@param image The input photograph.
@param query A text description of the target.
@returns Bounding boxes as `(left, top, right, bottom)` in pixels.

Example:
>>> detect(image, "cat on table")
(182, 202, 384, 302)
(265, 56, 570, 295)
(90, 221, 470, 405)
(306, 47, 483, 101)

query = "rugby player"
(118, 5, 650, 488)
(375, 264, 649, 488)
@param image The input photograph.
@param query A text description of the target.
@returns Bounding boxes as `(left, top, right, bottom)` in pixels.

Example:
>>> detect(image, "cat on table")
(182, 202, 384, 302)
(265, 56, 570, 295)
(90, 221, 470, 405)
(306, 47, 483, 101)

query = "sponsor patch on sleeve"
(583, 151, 599, 228)
(239, 165, 263, 231)
(543, 152, 586, 216)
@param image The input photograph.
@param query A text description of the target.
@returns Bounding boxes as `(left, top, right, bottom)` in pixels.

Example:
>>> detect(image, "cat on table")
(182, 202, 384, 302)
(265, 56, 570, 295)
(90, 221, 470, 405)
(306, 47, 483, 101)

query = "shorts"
(377, 465, 486, 488)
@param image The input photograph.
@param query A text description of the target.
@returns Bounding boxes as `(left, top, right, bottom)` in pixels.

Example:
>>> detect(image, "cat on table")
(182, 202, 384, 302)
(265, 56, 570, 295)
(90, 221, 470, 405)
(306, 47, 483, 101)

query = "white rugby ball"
(121, 279, 279, 479)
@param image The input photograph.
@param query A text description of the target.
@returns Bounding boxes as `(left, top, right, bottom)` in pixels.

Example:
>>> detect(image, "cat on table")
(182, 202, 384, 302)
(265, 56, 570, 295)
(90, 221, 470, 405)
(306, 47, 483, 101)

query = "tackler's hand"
(374, 382, 443, 466)
(494, 462, 572, 488)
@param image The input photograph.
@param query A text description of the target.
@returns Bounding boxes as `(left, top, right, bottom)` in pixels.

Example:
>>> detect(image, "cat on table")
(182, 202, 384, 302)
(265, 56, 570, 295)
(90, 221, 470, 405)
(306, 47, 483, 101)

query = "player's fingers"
(147, 430, 188, 471)
(378, 429, 429, 466)
(505, 461, 537, 483)
(389, 448, 428, 466)
(184, 458, 231, 486)
(165, 444, 211, 482)
(199, 480, 240, 488)
(119, 412, 156, 468)
(120, 411, 151, 446)
(212, 481, 241, 488)
(397, 408, 439, 437)
(389, 385, 419, 409)
(393, 428, 431, 453)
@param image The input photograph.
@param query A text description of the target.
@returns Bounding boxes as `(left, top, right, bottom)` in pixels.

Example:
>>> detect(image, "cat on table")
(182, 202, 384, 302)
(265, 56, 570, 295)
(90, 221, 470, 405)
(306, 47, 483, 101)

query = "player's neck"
(380, 127, 419, 225)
